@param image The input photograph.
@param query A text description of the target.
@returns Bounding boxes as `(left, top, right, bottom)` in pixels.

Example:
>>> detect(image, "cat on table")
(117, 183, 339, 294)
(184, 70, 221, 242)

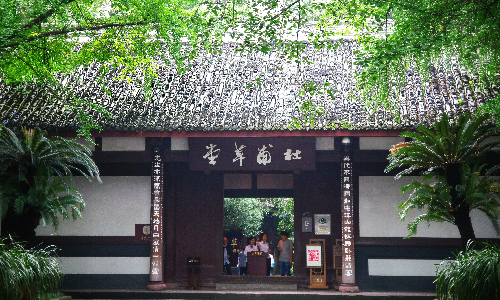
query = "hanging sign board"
(302, 216, 313, 232)
(189, 137, 315, 171)
(306, 244, 322, 267)
(314, 214, 331, 235)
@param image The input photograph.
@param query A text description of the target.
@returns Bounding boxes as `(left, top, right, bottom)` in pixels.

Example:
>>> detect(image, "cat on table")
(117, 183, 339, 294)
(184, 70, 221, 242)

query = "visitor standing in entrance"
(223, 237, 232, 275)
(244, 237, 259, 255)
(258, 233, 272, 276)
(277, 231, 293, 276)
(238, 244, 247, 275)
(244, 237, 260, 274)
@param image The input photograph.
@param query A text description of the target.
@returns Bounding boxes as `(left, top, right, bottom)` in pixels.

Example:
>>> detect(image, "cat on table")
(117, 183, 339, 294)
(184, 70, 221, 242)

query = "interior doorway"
(223, 198, 294, 276)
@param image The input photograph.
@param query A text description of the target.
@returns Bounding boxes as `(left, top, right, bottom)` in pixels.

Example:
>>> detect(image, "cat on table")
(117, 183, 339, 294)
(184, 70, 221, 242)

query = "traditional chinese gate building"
(1, 41, 499, 292)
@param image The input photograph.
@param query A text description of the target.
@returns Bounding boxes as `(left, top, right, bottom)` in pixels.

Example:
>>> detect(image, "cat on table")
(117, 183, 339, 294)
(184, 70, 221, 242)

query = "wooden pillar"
(147, 147, 167, 291)
(339, 137, 359, 293)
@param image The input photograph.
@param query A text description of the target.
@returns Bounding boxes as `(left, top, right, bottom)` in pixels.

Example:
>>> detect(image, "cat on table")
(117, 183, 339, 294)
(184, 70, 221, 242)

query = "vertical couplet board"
(306, 239, 328, 289)
(341, 146, 355, 282)
(149, 148, 164, 282)
(339, 138, 359, 293)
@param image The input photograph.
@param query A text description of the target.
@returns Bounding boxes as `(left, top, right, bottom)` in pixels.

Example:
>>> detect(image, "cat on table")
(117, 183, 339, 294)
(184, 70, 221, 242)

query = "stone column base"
(339, 284, 359, 293)
(147, 282, 167, 291)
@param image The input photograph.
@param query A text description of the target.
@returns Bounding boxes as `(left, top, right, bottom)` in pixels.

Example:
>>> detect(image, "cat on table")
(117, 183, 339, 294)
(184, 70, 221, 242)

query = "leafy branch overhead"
(209, 0, 500, 124)
(1, 0, 222, 136)
(2, 0, 499, 134)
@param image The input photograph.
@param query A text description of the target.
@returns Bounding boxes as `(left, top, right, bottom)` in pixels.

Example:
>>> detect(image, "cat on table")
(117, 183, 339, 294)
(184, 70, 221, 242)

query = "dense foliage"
(2, 0, 499, 134)
(269, 197, 295, 236)
(223, 198, 294, 238)
(0, 238, 63, 300)
(224, 198, 266, 237)
(387, 113, 500, 248)
(0, 126, 100, 240)
(435, 242, 500, 300)
(0, 0, 219, 136)
(317, 0, 500, 116)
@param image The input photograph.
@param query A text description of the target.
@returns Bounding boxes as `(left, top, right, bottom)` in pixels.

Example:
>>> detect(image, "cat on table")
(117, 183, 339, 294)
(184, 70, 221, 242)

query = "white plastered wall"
(35, 176, 150, 236)
(359, 176, 500, 238)
(59, 257, 149, 274)
(102, 137, 145, 151)
(359, 137, 405, 150)
(368, 259, 446, 276)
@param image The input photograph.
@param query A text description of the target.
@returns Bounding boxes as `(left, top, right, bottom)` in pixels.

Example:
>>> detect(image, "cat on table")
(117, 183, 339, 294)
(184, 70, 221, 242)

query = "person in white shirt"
(244, 237, 259, 275)
(258, 233, 271, 276)
(244, 237, 259, 255)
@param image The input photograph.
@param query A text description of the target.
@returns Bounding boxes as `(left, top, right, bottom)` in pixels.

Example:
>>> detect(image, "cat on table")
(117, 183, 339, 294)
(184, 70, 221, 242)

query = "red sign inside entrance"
(189, 137, 315, 171)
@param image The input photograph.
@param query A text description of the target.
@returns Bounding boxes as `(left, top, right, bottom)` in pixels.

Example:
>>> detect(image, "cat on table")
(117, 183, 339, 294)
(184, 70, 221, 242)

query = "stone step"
(216, 283, 298, 291)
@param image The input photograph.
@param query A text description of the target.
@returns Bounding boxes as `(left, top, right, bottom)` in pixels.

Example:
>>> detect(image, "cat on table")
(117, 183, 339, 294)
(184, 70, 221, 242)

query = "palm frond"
(0, 127, 100, 232)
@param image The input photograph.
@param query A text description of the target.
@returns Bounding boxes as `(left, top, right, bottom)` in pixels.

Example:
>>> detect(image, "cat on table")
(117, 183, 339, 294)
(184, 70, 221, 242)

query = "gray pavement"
(64, 289, 436, 300)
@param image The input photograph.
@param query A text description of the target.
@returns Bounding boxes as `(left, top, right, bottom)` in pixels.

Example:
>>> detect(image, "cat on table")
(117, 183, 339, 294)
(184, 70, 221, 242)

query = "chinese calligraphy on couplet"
(150, 150, 164, 282)
(341, 152, 355, 282)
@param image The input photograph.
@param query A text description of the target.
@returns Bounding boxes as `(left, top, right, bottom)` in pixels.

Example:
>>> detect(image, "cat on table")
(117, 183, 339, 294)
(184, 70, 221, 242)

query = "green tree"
(224, 198, 266, 237)
(223, 198, 294, 238)
(386, 113, 500, 249)
(0, 126, 100, 241)
(3, 0, 500, 134)
(209, 0, 500, 124)
(0, 0, 219, 136)
(267, 198, 294, 238)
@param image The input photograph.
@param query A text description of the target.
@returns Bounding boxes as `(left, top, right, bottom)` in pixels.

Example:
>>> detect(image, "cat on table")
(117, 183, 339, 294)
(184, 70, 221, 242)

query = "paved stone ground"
(64, 288, 436, 300)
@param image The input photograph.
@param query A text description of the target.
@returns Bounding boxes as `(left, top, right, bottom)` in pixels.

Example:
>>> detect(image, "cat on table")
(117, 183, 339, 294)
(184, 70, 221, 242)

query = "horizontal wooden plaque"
(189, 137, 315, 171)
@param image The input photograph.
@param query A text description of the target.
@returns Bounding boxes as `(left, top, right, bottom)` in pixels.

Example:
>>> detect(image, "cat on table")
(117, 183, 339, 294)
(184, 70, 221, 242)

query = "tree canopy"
(1, 0, 220, 136)
(223, 198, 294, 238)
(1, 0, 499, 134)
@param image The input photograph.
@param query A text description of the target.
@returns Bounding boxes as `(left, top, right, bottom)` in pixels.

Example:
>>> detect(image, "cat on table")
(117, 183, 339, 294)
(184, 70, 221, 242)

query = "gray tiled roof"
(1, 40, 497, 132)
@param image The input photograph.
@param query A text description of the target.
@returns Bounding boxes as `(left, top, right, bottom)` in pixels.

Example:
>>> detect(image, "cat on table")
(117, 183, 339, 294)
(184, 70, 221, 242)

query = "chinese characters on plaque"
(204, 143, 298, 166)
(341, 153, 355, 281)
(149, 150, 164, 281)
(306, 245, 322, 267)
(190, 138, 315, 171)
(314, 214, 331, 235)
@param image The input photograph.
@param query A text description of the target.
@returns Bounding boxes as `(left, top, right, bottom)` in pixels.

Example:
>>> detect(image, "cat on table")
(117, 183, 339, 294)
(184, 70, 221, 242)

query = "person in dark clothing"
(223, 237, 233, 275)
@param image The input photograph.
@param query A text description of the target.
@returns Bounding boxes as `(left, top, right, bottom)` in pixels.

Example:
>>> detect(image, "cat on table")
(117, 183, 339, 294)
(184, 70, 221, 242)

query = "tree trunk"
(453, 203, 475, 249)
(446, 163, 476, 249)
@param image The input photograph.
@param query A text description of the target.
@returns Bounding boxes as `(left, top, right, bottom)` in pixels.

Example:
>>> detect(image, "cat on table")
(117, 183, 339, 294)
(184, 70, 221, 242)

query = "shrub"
(0, 238, 63, 300)
(435, 241, 500, 300)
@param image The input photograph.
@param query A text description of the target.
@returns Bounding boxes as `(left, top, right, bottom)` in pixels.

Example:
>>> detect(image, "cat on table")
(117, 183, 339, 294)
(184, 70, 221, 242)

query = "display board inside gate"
(190, 137, 315, 171)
